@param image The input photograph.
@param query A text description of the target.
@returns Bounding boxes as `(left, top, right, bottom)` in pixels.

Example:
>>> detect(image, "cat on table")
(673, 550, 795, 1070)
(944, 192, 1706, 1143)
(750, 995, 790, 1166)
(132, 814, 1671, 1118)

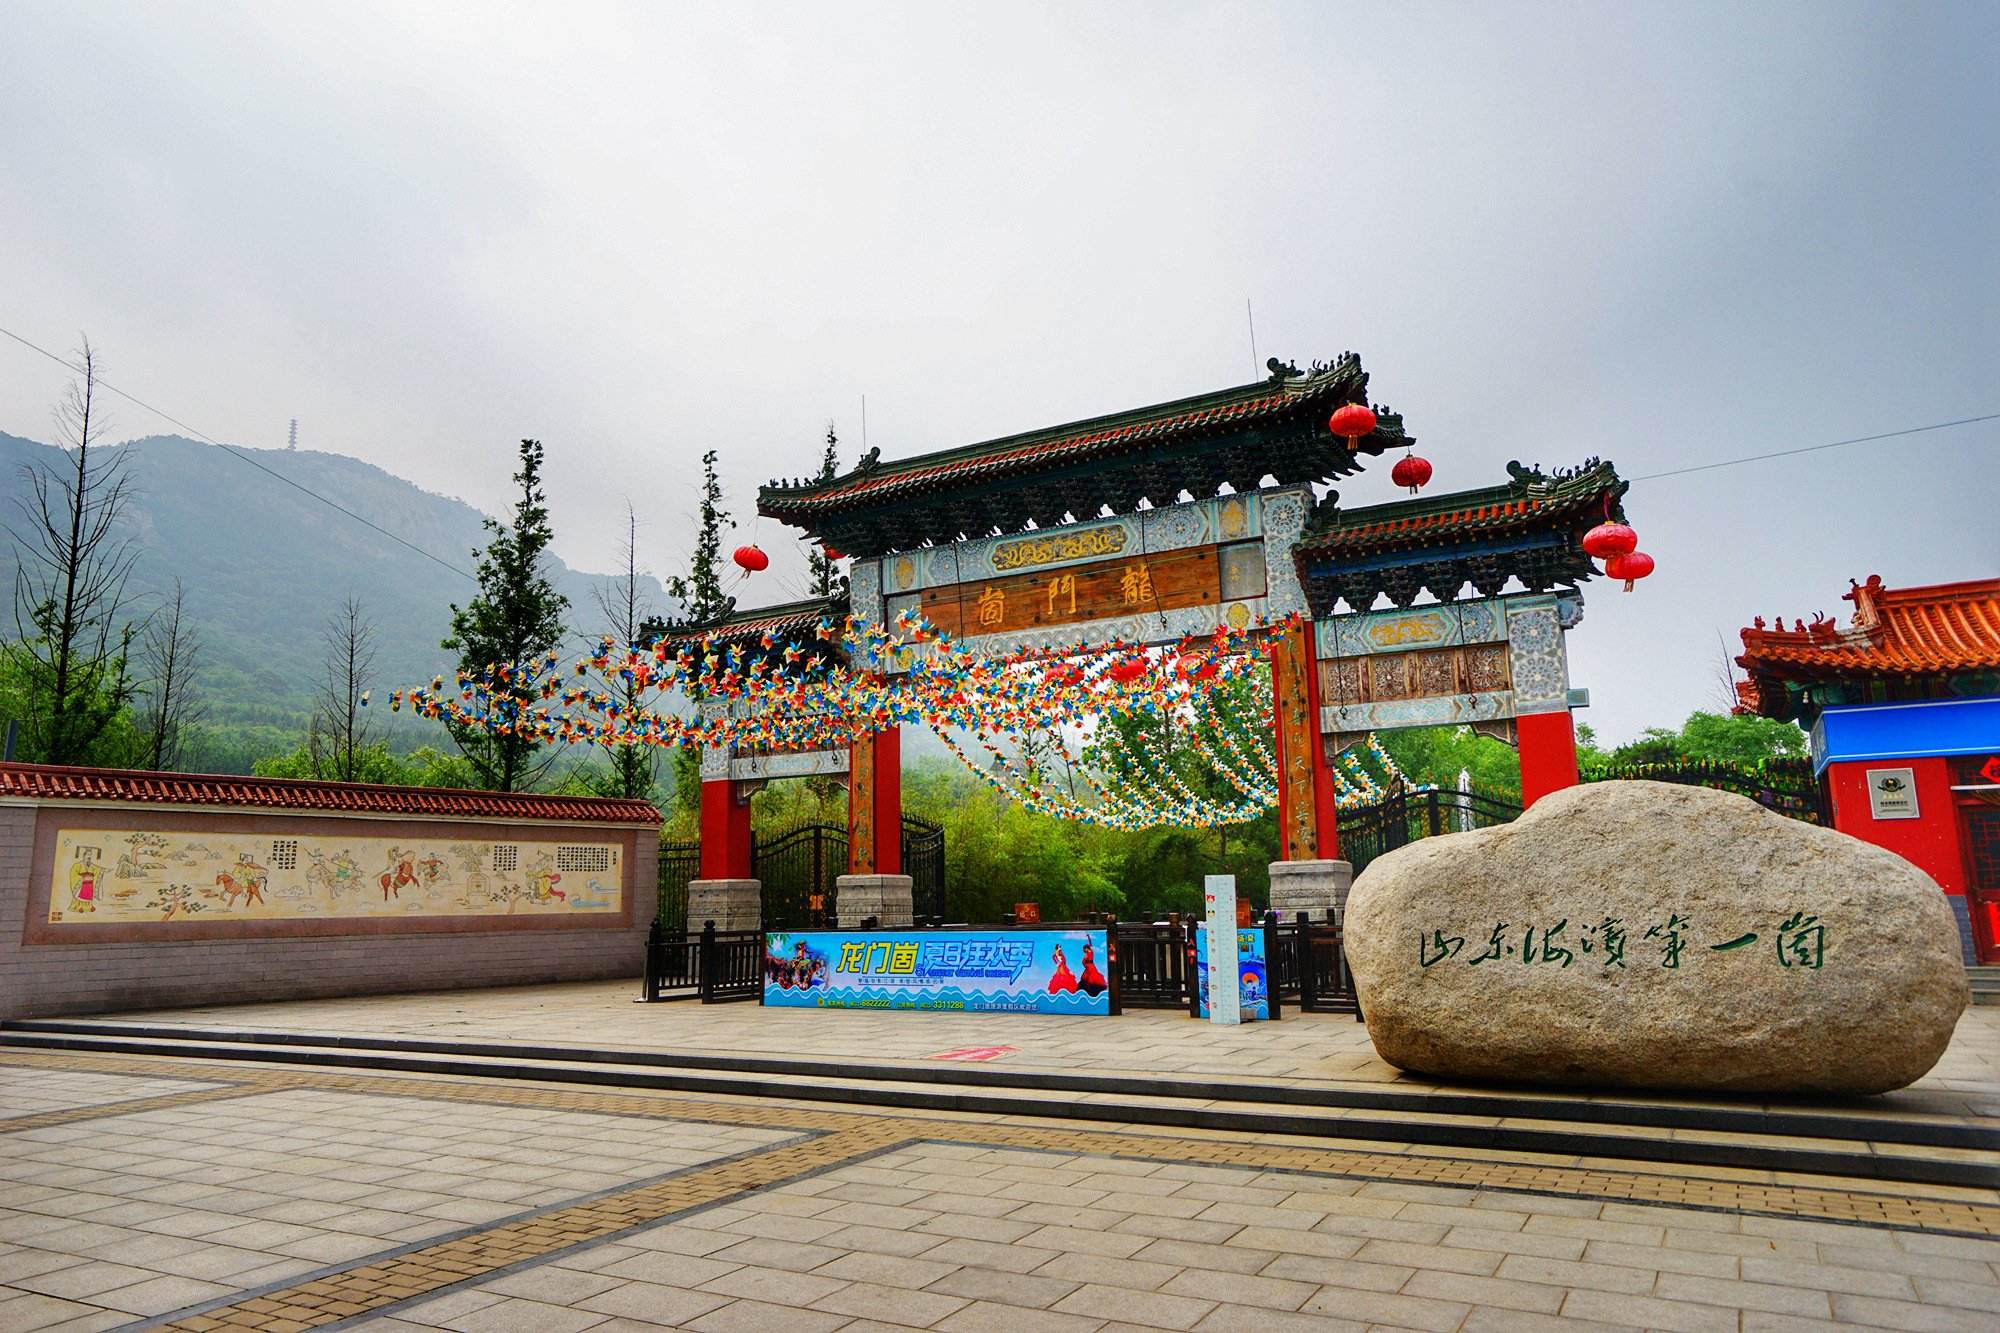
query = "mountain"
(0, 432, 676, 771)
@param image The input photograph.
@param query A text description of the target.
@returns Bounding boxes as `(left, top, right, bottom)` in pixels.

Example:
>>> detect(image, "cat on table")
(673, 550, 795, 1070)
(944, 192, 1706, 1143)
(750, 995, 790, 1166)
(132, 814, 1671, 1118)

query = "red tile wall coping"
(0, 763, 662, 825)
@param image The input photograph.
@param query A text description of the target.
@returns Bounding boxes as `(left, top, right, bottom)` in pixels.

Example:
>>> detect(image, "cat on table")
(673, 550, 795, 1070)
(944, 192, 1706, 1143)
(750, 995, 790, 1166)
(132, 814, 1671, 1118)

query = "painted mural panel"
(48, 828, 623, 924)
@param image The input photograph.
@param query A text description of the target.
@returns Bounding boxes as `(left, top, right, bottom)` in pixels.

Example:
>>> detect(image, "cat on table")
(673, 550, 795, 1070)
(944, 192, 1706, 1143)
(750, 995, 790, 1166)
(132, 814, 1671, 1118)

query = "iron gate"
(902, 813, 945, 921)
(657, 818, 947, 932)
(754, 822, 847, 929)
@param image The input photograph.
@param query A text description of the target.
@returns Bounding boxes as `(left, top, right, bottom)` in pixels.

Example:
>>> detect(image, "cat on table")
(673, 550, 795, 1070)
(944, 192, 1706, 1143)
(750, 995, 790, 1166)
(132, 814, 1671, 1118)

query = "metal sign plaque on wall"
(1866, 768, 1920, 820)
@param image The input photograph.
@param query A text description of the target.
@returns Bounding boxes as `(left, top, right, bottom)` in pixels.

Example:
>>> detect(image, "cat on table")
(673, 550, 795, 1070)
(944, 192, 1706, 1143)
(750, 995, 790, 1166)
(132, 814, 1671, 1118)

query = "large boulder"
(1343, 780, 1968, 1095)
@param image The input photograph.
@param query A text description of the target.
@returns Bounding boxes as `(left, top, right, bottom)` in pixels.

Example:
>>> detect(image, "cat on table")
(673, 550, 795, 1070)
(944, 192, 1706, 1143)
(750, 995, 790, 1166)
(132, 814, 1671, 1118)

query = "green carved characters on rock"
(1419, 911, 1825, 972)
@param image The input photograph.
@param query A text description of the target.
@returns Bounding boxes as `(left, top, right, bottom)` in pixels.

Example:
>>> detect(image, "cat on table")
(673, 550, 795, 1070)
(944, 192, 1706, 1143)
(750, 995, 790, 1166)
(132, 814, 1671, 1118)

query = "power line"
(0, 324, 475, 581)
(1631, 414, 1998, 481)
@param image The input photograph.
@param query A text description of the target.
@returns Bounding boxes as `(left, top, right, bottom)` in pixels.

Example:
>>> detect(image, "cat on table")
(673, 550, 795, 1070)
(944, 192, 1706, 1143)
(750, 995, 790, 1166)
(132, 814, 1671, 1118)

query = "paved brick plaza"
(0, 989, 1994, 1330)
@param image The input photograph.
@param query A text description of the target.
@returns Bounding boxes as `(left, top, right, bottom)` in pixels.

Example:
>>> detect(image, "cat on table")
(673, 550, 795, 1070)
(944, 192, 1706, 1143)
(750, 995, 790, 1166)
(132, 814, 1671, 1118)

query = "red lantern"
(1581, 522, 1638, 560)
(1327, 402, 1377, 450)
(1390, 454, 1432, 493)
(731, 544, 769, 572)
(1604, 550, 1654, 591)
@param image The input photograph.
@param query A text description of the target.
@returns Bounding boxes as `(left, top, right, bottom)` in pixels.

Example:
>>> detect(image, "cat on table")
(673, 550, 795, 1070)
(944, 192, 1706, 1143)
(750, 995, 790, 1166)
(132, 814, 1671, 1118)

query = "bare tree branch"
(140, 578, 205, 770)
(3, 337, 143, 764)
(315, 596, 377, 781)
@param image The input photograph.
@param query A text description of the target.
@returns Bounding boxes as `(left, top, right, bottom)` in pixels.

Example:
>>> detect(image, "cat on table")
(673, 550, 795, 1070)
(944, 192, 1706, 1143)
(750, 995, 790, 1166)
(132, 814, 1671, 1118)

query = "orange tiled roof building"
(1736, 575, 2000, 963)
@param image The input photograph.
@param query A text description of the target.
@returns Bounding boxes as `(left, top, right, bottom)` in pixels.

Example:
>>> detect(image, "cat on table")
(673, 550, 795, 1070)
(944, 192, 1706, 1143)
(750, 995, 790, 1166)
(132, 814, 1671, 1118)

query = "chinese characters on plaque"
(969, 561, 1158, 631)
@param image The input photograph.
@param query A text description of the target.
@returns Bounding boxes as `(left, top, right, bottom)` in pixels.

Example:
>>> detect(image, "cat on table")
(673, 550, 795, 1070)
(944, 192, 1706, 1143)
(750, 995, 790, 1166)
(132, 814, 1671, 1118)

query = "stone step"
(3, 1024, 1993, 1190)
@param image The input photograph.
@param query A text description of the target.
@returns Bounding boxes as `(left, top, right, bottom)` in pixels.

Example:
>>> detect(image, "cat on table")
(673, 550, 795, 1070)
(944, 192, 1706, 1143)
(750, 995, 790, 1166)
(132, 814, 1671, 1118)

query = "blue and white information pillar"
(1204, 874, 1241, 1026)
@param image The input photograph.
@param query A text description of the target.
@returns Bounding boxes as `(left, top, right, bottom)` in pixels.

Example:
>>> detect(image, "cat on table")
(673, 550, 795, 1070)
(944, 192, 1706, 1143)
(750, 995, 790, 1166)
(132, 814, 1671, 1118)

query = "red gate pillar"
(847, 727, 903, 875)
(1271, 620, 1339, 861)
(1269, 619, 1352, 916)
(698, 778, 752, 881)
(841, 724, 911, 924)
(1517, 709, 1581, 808)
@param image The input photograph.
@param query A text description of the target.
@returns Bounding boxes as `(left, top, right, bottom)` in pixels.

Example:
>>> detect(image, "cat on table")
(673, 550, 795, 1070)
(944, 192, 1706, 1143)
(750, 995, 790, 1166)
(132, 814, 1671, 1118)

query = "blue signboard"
(762, 929, 1112, 1015)
(1811, 698, 2000, 775)
(1195, 925, 1270, 1022)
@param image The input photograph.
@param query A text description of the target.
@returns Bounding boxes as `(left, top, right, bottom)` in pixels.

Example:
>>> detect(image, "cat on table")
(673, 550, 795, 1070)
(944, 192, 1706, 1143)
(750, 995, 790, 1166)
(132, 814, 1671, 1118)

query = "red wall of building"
(1825, 756, 1967, 894)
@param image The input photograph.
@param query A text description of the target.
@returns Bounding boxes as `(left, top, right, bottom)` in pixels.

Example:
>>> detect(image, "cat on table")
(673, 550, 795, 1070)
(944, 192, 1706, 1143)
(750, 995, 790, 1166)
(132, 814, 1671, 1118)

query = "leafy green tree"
(1598, 710, 1805, 768)
(903, 759, 1122, 923)
(254, 739, 478, 788)
(1076, 671, 1282, 915)
(1675, 710, 1807, 763)
(441, 439, 569, 792)
(1375, 725, 1524, 804)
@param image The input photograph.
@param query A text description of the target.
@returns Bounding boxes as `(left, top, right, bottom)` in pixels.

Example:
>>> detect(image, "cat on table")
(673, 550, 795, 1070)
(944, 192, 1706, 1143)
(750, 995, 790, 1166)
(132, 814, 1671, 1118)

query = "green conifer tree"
(658, 449, 733, 816)
(664, 449, 732, 623)
(804, 423, 842, 600)
(441, 439, 570, 792)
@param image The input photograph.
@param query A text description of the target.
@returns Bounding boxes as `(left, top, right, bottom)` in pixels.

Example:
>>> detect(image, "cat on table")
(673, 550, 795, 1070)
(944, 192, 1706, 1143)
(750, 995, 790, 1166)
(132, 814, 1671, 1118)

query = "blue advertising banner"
(762, 929, 1112, 1015)
(1195, 924, 1270, 1022)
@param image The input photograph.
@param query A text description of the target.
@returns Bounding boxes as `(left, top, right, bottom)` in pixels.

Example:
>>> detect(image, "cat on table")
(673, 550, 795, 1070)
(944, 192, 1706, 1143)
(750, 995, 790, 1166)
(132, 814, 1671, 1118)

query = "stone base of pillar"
(836, 874, 914, 927)
(1268, 860, 1354, 920)
(686, 879, 763, 932)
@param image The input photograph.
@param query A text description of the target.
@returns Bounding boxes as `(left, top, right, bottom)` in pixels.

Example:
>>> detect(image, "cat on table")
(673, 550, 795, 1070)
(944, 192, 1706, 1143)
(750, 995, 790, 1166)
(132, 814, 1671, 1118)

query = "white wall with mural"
(49, 828, 623, 924)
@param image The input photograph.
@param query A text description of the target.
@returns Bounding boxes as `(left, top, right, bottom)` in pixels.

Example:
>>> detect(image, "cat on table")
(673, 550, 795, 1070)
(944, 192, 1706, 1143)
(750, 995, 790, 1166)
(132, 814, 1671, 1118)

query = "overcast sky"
(2, 1, 1993, 744)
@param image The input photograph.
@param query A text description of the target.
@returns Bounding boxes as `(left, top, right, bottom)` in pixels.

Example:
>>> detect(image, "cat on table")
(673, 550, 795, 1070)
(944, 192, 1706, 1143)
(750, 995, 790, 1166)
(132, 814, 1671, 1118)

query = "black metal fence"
(1581, 757, 1829, 825)
(640, 920, 765, 1002)
(640, 910, 1359, 1015)
(1336, 788, 1523, 875)
(658, 839, 699, 935)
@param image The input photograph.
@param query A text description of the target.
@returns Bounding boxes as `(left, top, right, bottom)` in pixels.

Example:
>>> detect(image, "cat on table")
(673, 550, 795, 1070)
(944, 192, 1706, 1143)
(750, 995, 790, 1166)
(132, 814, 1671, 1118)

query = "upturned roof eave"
(757, 358, 1385, 520)
(1295, 462, 1625, 556)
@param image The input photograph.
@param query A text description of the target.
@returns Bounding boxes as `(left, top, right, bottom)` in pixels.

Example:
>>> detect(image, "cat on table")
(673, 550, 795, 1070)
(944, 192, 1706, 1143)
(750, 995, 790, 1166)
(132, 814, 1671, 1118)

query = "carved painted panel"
(48, 829, 621, 925)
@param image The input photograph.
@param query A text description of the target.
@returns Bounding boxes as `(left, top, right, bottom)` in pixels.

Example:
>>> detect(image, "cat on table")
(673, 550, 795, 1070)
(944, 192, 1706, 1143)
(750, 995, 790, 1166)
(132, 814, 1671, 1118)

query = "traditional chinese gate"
(735, 358, 1630, 923)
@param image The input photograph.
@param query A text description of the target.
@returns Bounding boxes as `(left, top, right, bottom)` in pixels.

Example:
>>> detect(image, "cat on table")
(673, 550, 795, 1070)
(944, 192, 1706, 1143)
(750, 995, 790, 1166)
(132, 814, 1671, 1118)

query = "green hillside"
(0, 432, 674, 772)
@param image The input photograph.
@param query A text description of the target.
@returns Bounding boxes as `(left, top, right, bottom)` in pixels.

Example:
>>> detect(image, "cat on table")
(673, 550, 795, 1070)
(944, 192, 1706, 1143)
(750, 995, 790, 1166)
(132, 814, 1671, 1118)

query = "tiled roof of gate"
(755, 356, 1411, 556)
(0, 763, 663, 823)
(1735, 576, 2000, 711)
(657, 596, 843, 646)
(1292, 460, 1626, 558)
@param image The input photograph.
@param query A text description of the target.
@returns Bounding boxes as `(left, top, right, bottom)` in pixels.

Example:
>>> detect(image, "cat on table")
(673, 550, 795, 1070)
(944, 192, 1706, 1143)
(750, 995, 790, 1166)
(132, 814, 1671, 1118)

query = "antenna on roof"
(861, 394, 867, 453)
(1246, 300, 1259, 381)
(287, 418, 298, 451)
